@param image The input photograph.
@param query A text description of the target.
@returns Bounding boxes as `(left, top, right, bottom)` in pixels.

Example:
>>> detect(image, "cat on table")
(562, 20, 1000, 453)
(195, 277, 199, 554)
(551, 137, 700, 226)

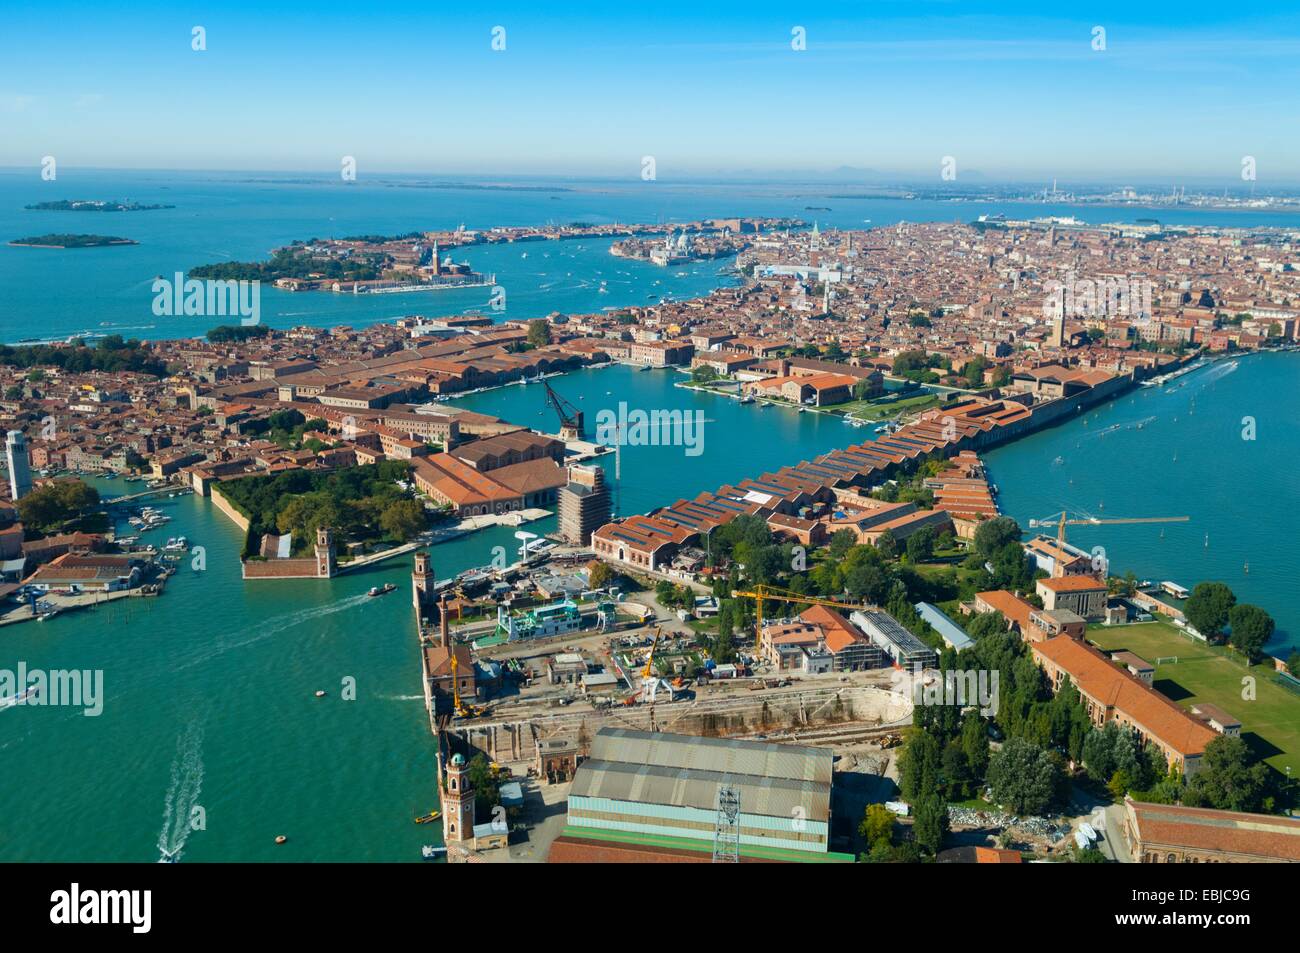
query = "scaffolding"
(712, 785, 741, 863)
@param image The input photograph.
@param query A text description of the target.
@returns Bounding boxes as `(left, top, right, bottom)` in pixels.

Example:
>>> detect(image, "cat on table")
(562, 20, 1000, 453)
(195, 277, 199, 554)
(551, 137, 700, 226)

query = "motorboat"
(1, 686, 39, 709)
(368, 584, 397, 597)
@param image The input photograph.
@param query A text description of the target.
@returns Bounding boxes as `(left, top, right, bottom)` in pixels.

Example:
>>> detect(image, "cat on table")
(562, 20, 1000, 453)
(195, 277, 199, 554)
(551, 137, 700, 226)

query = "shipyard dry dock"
(439, 679, 912, 764)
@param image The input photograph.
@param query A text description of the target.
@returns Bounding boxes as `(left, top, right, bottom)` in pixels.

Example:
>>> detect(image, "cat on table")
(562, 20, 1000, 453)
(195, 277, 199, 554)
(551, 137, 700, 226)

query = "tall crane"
(1028, 511, 1189, 545)
(1027, 511, 1189, 577)
(733, 584, 868, 654)
(543, 380, 584, 440)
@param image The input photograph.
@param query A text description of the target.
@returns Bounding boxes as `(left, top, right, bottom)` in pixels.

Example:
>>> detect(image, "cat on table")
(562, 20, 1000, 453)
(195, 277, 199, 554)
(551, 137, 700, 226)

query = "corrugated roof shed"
(572, 727, 832, 822)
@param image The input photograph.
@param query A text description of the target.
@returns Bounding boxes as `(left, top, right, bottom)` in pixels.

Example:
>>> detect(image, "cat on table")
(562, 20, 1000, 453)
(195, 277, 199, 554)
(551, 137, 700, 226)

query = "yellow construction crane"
(733, 585, 868, 653)
(623, 626, 661, 706)
(449, 653, 484, 718)
(641, 627, 662, 680)
(1028, 511, 1189, 546)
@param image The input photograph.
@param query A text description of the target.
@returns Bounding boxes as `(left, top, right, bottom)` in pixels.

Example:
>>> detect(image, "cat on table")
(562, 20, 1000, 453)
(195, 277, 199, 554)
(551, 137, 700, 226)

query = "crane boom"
(543, 380, 585, 439)
(733, 585, 867, 653)
(1027, 511, 1189, 545)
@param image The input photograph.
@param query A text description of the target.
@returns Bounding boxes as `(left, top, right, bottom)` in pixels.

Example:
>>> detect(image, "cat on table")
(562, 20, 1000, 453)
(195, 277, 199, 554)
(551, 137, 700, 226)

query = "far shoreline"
(7, 237, 138, 249)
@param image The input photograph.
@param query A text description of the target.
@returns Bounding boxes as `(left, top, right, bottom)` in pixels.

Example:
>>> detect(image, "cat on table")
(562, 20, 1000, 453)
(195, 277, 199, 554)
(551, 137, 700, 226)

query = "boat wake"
(172, 593, 373, 674)
(1198, 359, 1239, 385)
(157, 720, 204, 863)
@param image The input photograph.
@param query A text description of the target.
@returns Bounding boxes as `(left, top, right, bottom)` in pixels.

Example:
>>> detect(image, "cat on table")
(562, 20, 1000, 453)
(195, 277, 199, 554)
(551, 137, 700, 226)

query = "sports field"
(1087, 621, 1300, 774)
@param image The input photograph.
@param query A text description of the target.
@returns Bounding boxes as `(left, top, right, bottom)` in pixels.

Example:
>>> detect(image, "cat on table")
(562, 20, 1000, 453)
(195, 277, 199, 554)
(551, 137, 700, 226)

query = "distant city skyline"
(5, 2, 1300, 183)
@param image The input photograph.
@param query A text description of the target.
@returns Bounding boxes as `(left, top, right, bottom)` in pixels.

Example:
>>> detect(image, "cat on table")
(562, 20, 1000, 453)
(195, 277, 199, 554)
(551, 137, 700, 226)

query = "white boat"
(518, 539, 557, 557)
(421, 845, 446, 860)
(0, 685, 39, 709)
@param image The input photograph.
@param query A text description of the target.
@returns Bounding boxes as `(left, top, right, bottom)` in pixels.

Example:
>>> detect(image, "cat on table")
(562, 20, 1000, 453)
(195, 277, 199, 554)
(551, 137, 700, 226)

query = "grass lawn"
(824, 392, 942, 421)
(912, 561, 985, 604)
(1087, 621, 1300, 775)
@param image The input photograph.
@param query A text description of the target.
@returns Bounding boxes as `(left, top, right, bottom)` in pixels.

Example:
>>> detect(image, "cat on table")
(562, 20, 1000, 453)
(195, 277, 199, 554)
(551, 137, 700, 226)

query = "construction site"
(412, 558, 915, 862)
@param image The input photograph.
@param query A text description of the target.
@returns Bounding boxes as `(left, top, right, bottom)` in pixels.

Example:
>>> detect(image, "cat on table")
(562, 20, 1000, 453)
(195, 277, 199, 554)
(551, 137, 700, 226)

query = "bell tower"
(413, 550, 433, 617)
(442, 753, 475, 844)
(314, 526, 335, 578)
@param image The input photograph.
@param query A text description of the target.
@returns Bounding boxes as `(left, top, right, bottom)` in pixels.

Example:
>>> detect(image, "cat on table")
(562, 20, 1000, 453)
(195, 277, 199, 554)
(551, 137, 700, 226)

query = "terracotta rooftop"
(1127, 797, 1300, 861)
(1033, 636, 1218, 757)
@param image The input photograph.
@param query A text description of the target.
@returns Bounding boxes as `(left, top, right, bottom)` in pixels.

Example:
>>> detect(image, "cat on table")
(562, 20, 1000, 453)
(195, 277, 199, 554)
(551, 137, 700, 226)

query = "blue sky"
(4, 1, 1300, 184)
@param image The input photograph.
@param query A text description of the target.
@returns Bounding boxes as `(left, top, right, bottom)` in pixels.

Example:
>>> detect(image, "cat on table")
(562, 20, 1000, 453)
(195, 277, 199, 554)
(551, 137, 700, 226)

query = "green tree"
(962, 355, 990, 386)
(1227, 604, 1274, 662)
(905, 526, 935, 563)
(898, 728, 943, 803)
(1071, 844, 1107, 863)
(987, 737, 1060, 815)
(466, 754, 502, 816)
(828, 529, 856, 560)
(912, 793, 949, 855)
(526, 319, 552, 347)
(586, 560, 614, 590)
(973, 516, 1021, 559)
(858, 803, 895, 850)
(1184, 581, 1236, 641)
(1183, 735, 1272, 813)
(966, 611, 1007, 641)
(960, 710, 991, 780)
(378, 498, 427, 541)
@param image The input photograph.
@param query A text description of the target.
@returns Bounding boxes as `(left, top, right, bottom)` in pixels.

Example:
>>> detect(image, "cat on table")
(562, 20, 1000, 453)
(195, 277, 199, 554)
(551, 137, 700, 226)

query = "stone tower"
(5, 430, 32, 501)
(442, 753, 475, 844)
(314, 526, 335, 578)
(413, 550, 433, 617)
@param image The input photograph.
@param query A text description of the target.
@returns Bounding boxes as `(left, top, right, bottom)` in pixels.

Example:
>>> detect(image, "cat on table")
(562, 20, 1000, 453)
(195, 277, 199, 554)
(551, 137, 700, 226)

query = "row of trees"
(1184, 581, 1276, 661)
(206, 324, 271, 343)
(0, 336, 166, 377)
(190, 245, 385, 282)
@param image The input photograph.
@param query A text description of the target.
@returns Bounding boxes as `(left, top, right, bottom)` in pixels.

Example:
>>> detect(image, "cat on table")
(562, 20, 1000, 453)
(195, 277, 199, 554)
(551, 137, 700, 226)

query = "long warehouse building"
(550, 727, 850, 862)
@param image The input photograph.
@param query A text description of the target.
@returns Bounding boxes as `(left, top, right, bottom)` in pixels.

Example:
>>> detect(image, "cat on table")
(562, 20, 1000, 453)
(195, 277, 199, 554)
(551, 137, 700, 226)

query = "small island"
(25, 199, 174, 212)
(8, 233, 139, 248)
